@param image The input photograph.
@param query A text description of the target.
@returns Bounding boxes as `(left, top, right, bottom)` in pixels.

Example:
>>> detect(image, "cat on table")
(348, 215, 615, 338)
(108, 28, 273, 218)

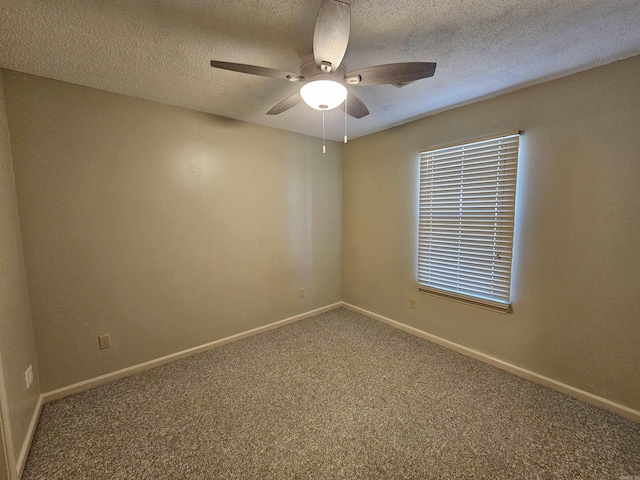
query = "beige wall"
(2, 54, 639, 417)
(0, 73, 40, 471)
(2, 70, 342, 392)
(343, 55, 640, 410)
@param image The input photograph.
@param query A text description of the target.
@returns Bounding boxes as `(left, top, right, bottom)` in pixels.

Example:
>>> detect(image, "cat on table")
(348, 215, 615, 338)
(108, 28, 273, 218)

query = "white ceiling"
(1, 0, 640, 141)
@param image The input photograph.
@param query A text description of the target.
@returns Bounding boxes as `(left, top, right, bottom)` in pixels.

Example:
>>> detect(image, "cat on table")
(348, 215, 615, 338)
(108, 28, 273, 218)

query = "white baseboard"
(16, 394, 42, 479)
(42, 302, 343, 403)
(341, 302, 640, 423)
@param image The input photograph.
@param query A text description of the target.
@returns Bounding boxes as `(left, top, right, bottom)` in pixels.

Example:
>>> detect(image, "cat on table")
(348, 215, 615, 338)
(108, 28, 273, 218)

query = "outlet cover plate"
(98, 334, 111, 350)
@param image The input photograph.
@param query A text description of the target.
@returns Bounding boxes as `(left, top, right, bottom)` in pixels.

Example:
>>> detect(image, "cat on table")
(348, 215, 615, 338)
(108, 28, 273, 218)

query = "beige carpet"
(23, 308, 640, 479)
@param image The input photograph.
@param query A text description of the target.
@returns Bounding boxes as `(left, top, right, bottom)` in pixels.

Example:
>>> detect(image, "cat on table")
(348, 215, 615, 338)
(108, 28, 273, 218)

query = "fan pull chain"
(322, 109, 326, 154)
(344, 94, 348, 144)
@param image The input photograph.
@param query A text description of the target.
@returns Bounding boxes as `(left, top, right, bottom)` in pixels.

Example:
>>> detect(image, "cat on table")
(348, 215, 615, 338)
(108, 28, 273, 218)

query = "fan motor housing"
(300, 54, 347, 83)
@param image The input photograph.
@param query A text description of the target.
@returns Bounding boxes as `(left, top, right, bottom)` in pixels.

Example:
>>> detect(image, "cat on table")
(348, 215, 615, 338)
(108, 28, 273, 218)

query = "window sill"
(418, 286, 512, 314)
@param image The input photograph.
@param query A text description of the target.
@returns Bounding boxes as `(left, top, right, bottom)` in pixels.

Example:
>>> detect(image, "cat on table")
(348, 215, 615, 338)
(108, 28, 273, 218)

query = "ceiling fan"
(210, 0, 436, 121)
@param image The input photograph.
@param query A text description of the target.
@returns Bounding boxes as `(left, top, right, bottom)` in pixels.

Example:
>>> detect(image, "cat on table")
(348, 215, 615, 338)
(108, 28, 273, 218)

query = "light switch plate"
(25, 365, 33, 390)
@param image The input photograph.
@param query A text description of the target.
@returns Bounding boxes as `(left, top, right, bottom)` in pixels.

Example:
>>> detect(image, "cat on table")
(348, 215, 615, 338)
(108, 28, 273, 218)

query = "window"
(418, 132, 520, 313)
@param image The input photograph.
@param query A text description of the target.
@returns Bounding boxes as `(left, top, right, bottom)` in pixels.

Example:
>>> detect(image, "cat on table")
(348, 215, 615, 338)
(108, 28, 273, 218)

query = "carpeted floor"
(23, 308, 640, 479)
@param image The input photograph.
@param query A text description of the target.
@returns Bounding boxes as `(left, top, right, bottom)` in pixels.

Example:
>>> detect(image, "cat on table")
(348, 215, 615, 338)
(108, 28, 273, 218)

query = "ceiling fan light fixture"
(300, 80, 347, 111)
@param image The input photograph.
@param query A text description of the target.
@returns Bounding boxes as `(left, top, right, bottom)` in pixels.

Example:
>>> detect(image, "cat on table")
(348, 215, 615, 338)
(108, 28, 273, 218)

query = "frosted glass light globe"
(300, 80, 347, 110)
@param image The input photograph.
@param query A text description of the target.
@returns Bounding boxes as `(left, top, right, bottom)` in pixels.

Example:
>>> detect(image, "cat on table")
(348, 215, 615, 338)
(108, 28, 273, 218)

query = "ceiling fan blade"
(345, 62, 436, 86)
(341, 93, 369, 119)
(266, 94, 303, 115)
(313, 0, 350, 72)
(210, 61, 304, 81)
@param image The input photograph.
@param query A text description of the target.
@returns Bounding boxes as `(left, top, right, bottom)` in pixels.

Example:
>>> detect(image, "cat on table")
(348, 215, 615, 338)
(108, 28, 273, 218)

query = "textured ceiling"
(1, 0, 640, 141)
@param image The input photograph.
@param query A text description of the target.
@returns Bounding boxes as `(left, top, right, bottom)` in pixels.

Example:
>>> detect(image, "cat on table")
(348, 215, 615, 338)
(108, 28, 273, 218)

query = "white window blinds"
(418, 133, 520, 313)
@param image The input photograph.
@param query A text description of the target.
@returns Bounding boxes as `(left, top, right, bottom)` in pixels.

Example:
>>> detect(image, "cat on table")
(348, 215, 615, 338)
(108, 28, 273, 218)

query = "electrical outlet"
(25, 365, 33, 390)
(409, 297, 417, 309)
(299, 288, 305, 298)
(98, 334, 111, 350)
